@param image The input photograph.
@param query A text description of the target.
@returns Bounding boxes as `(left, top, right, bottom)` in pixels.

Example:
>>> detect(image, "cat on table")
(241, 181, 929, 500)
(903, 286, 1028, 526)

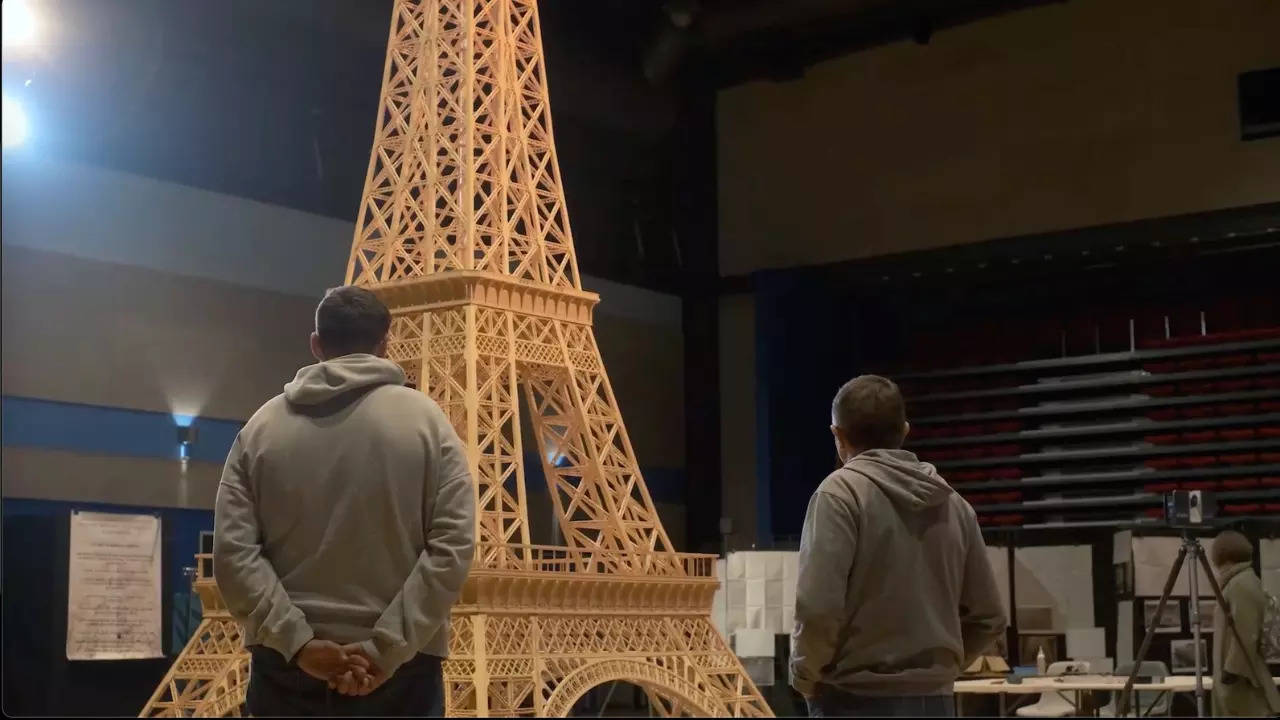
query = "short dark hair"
(315, 286, 391, 357)
(1211, 530, 1253, 568)
(832, 374, 907, 449)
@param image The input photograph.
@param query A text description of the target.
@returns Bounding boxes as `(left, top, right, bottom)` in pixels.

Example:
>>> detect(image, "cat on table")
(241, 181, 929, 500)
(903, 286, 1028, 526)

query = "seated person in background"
(790, 375, 1007, 717)
(1210, 530, 1280, 717)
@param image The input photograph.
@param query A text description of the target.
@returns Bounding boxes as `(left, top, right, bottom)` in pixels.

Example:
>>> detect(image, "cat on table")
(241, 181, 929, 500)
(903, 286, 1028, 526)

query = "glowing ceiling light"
(2, 0, 38, 49)
(2, 96, 30, 148)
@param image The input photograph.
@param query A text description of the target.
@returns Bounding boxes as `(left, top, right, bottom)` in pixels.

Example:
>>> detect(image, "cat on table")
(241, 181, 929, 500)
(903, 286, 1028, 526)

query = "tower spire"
(144, 2, 770, 715)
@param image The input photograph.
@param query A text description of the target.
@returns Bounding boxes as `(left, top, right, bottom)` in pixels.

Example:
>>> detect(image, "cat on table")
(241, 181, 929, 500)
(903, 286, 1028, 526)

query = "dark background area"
(753, 208, 1280, 539)
(4, 0, 1278, 715)
(2, 502, 213, 716)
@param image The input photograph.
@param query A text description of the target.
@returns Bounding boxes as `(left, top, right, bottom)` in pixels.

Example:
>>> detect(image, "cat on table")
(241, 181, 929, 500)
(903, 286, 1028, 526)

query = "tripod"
(1118, 530, 1270, 717)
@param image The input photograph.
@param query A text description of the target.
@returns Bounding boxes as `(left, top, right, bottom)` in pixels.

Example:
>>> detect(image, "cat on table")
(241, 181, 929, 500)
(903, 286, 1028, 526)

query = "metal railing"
(192, 544, 717, 583)
(473, 543, 717, 578)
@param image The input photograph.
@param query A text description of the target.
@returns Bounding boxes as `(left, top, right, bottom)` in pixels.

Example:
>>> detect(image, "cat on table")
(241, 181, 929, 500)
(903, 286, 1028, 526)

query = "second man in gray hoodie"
(790, 375, 1006, 717)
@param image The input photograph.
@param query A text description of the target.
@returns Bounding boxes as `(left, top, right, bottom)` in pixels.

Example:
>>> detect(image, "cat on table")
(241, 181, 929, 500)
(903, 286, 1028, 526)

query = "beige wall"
(717, 0, 1280, 275)
(3, 161, 686, 511)
(2, 446, 223, 510)
(2, 244, 318, 421)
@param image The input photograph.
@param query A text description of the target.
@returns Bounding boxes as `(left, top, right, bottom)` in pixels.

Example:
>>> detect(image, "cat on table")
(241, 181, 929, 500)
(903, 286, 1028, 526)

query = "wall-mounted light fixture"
(177, 426, 199, 472)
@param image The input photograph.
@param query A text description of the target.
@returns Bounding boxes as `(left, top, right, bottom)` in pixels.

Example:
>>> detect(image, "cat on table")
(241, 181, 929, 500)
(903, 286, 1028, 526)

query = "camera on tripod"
(1163, 489, 1217, 528)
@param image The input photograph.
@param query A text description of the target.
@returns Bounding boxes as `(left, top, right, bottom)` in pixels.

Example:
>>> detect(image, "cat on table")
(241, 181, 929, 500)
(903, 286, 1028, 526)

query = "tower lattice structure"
(142, 0, 769, 716)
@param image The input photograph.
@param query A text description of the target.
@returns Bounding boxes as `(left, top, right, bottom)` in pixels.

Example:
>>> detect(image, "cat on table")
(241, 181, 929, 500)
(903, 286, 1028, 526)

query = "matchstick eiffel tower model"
(141, 0, 770, 716)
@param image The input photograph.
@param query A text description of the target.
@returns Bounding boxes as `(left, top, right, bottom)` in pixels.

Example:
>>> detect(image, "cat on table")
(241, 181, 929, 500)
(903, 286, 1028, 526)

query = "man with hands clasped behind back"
(214, 286, 476, 716)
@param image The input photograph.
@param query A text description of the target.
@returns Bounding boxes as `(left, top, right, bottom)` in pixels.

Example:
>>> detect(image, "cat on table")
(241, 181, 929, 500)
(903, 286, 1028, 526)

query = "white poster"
(67, 511, 163, 660)
(1014, 545, 1095, 629)
(1133, 536, 1212, 597)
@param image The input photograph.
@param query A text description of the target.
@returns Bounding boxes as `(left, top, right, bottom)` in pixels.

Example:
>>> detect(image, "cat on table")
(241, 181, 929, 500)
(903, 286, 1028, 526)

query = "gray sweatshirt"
(790, 449, 1006, 697)
(213, 354, 475, 677)
(1212, 562, 1280, 716)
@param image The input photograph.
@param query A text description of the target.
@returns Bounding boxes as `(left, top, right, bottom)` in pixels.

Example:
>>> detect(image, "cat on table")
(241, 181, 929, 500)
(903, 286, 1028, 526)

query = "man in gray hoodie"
(214, 286, 476, 716)
(790, 374, 1006, 717)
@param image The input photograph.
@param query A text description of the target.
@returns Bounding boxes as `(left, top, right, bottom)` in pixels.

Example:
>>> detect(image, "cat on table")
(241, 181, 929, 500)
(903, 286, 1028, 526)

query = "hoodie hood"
(845, 448, 953, 511)
(283, 354, 406, 406)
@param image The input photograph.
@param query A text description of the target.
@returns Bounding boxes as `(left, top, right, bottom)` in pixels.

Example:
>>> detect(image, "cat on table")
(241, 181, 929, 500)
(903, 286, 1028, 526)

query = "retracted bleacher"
(900, 328, 1280, 530)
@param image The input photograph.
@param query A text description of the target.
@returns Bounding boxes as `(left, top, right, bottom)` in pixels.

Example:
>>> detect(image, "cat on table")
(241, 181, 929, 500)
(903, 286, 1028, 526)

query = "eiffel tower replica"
(142, 0, 769, 716)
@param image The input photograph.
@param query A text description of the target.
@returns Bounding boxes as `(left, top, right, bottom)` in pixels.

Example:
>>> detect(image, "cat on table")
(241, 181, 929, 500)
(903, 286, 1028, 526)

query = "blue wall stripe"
(2, 395, 687, 505)
(2, 395, 243, 463)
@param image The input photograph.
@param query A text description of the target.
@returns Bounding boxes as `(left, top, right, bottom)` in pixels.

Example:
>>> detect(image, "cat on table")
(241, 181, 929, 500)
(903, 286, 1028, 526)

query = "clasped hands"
(296, 639, 391, 697)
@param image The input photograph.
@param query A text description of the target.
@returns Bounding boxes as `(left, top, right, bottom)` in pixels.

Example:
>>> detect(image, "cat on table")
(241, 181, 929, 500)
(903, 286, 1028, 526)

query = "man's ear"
(310, 332, 325, 361)
(902, 420, 911, 441)
(373, 334, 389, 359)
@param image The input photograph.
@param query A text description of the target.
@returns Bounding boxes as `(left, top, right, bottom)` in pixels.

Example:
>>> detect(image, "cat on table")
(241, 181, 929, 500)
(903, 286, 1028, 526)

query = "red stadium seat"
(1216, 403, 1257, 416)
(1219, 428, 1257, 441)
(1144, 482, 1179, 493)
(1176, 359, 1214, 371)
(1145, 434, 1179, 445)
(1212, 355, 1254, 368)
(1181, 431, 1215, 443)
(1219, 454, 1259, 465)
(1146, 458, 1181, 470)
(1221, 477, 1260, 489)
(1177, 456, 1217, 468)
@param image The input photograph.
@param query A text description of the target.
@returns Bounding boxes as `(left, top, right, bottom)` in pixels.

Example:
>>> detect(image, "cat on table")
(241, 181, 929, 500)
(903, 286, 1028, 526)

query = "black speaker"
(1238, 67, 1280, 141)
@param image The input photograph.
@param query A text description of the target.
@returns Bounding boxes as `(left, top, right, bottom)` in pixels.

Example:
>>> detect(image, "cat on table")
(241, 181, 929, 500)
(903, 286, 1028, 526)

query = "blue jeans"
(247, 646, 444, 717)
(808, 686, 955, 717)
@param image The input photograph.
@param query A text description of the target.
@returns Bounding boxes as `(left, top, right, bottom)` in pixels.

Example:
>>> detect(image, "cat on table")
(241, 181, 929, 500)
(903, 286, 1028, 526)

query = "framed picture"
(1019, 634, 1060, 667)
(1195, 600, 1216, 632)
(1170, 638, 1207, 673)
(1143, 599, 1182, 633)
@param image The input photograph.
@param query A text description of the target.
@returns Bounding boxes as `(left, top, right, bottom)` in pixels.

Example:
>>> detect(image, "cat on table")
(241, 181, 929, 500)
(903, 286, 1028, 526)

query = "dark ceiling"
(3, 0, 1055, 290)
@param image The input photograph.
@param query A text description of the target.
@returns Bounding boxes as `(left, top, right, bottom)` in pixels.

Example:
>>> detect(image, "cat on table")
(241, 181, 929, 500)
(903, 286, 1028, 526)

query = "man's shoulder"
(1225, 567, 1263, 596)
(243, 394, 287, 428)
(367, 383, 447, 415)
(816, 468, 868, 504)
